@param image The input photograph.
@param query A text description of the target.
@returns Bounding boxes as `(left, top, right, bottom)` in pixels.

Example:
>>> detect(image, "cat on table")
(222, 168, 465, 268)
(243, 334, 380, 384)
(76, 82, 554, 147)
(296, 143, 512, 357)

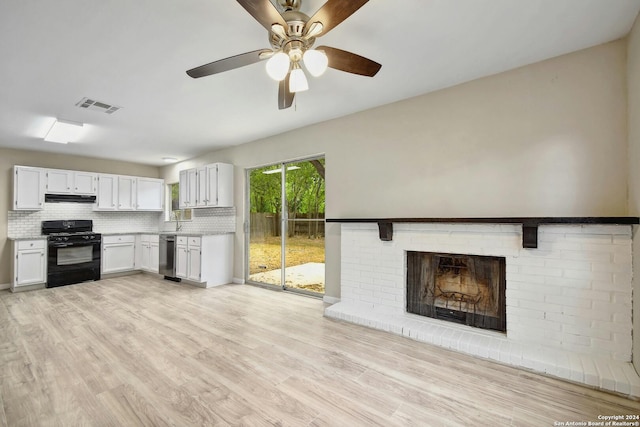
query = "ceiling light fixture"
(303, 49, 328, 77)
(44, 119, 84, 144)
(289, 63, 308, 93)
(305, 22, 324, 38)
(266, 52, 290, 81)
(162, 157, 178, 163)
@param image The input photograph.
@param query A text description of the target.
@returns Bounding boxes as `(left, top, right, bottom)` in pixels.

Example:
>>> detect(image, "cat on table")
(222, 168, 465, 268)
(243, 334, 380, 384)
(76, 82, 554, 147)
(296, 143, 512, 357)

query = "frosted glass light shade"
(303, 49, 328, 77)
(44, 119, 84, 144)
(265, 52, 290, 81)
(289, 67, 308, 92)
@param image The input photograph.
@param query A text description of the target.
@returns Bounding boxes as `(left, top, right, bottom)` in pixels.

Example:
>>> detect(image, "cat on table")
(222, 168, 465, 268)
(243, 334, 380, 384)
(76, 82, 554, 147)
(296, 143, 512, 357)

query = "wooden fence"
(250, 213, 325, 238)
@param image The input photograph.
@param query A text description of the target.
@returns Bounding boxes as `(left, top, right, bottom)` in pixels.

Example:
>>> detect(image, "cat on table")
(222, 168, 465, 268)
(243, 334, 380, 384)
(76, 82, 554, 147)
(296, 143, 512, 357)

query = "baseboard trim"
(232, 277, 245, 284)
(0, 283, 10, 291)
(322, 295, 340, 305)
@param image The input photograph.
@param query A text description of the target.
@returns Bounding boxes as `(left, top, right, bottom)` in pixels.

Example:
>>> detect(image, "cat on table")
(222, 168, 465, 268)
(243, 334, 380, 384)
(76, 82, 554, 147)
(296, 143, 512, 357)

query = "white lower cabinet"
(139, 234, 159, 273)
(102, 235, 136, 274)
(175, 234, 233, 287)
(11, 239, 47, 291)
(176, 240, 188, 278)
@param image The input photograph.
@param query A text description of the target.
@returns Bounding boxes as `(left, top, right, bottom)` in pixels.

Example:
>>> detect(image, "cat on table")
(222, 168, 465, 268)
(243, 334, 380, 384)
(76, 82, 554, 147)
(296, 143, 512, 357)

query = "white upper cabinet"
(46, 169, 97, 195)
(179, 162, 233, 209)
(136, 177, 164, 211)
(95, 174, 164, 211)
(13, 165, 163, 212)
(96, 174, 118, 210)
(73, 171, 97, 195)
(46, 169, 73, 194)
(196, 166, 207, 208)
(117, 176, 136, 210)
(13, 166, 45, 210)
(179, 168, 197, 209)
(210, 162, 233, 207)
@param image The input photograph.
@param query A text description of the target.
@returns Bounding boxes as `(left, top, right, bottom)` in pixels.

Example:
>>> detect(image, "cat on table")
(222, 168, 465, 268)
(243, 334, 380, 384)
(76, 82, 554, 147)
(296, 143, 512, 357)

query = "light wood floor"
(0, 276, 638, 426)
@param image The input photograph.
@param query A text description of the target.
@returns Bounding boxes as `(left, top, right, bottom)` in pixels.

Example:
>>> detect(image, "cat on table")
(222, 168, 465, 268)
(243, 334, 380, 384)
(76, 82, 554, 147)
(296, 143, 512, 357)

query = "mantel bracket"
(378, 221, 393, 241)
(522, 223, 539, 249)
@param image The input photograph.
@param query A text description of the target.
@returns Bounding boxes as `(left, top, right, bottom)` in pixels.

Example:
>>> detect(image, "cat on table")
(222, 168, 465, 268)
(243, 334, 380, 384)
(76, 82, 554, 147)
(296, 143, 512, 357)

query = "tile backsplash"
(160, 207, 236, 234)
(8, 204, 236, 237)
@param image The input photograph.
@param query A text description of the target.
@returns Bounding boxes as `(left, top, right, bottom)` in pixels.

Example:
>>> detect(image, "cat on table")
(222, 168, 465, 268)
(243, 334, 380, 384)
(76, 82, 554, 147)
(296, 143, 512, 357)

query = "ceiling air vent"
(75, 97, 121, 114)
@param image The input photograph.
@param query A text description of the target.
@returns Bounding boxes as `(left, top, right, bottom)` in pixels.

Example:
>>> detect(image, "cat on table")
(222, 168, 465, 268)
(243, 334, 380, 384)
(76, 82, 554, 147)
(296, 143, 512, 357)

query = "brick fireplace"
(325, 220, 640, 397)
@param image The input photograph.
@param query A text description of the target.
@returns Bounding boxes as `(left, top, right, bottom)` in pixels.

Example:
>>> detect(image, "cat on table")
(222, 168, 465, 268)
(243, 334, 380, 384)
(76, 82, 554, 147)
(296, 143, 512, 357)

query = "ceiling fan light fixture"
(271, 23, 288, 39)
(303, 49, 328, 77)
(266, 52, 290, 81)
(305, 21, 323, 38)
(289, 65, 308, 93)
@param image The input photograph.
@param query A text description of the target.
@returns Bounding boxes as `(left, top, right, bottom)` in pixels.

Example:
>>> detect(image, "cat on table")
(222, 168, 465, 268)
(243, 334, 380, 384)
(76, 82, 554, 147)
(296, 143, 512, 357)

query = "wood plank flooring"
(0, 275, 638, 426)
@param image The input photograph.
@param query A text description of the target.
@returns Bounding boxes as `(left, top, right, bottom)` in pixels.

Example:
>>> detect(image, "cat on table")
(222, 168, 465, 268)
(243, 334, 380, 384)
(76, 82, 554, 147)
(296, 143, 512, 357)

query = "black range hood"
(45, 194, 96, 203)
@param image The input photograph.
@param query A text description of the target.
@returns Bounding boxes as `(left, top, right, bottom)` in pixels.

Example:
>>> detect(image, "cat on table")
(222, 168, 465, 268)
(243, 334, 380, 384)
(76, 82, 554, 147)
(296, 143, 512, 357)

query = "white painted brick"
(506, 288, 544, 303)
(562, 305, 613, 322)
(545, 312, 593, 326)
(591, 262, 632, 274)
(592, 279, 628, 292)
(507, 272, 546, 284)
(544, 276, 590, 289)
(546, 295, 591, 309)
(545, 259, 592, 270)
(560, 250, 611, 262)
(563, 324, 610, 341)
(510, 257, 545, 267)
(561, 333, 592, 347)
(520, 265, 563, 277)
(613, 253, 633, 265)
(613, 272, 633, 286)
(564, 269, 612, 282)
(613, 235, 633, 244)
(613, 311, 631, 324)
(561, 288, 611, 302)
(506, 306, 546, 320)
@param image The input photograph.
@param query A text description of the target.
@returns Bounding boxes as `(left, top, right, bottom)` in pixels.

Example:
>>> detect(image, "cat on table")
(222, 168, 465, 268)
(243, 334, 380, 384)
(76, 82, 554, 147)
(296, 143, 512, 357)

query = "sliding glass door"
(246, 157, 325, 296)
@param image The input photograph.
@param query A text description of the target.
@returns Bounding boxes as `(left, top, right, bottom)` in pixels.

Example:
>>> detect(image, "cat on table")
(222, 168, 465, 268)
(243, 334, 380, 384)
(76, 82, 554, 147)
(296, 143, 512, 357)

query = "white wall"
(162, 40, 628, 301)
(627, 14, 640, 374)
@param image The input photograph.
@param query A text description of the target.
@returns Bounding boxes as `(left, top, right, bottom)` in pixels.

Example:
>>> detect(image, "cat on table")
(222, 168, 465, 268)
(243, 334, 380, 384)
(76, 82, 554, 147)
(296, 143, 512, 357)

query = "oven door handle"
(51, 243, 73, 248)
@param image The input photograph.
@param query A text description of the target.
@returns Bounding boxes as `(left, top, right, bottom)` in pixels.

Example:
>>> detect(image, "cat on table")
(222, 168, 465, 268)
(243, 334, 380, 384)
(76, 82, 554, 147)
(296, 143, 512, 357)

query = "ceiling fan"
(186, 0, 382, 110)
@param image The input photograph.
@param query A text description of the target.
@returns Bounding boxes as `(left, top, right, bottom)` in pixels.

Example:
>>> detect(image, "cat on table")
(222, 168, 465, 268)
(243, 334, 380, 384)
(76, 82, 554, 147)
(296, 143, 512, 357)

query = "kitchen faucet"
(173, 211, 183, 232)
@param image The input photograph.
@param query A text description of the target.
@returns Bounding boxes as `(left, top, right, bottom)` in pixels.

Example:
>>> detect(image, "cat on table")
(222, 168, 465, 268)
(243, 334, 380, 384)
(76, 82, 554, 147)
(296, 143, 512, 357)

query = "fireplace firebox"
(406, 251, 506, 332)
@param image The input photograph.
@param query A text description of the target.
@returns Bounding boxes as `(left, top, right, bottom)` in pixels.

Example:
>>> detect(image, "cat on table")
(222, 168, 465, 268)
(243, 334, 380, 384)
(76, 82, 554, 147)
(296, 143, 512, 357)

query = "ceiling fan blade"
(236, 0, 288, 32)
(186, 49, 269, 78)
(304, 0, 370, 37)
(317, 46, 381, 77)
(278, 73, 295, 110)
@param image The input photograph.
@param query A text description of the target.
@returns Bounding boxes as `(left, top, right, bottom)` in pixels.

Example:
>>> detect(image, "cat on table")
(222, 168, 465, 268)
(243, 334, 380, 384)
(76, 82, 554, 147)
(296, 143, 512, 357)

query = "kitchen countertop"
(8, 236, 47, 241)
(158, 231, 234, 236)
(100, 231, 234, 236)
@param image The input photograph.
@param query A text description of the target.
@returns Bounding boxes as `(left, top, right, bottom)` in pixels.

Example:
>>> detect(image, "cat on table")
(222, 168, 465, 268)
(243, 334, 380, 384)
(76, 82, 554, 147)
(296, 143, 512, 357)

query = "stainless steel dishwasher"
(159, 234, 180, 281)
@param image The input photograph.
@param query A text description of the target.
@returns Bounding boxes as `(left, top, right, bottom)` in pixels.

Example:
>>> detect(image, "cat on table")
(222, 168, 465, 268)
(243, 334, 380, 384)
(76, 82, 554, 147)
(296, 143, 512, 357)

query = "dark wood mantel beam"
(326, 217, 640, 249)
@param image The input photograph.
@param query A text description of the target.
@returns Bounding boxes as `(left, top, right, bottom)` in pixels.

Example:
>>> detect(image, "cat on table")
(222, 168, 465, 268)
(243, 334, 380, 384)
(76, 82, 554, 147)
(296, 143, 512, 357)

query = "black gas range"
(42, 220, 101, 288)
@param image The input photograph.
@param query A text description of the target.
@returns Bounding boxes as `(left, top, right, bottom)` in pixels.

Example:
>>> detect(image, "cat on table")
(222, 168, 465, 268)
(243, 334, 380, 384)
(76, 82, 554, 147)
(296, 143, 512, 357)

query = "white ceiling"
(1, 0, 639, 166)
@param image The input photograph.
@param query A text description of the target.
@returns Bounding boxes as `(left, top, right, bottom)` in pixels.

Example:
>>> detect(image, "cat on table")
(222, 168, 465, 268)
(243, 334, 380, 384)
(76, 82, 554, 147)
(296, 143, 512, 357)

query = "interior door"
(246, 157, 325, 295)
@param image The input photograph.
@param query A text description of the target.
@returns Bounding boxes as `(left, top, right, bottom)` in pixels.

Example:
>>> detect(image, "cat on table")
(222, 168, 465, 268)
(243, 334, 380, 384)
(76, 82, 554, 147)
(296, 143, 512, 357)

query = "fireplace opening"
(406, 251, 506, 332)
